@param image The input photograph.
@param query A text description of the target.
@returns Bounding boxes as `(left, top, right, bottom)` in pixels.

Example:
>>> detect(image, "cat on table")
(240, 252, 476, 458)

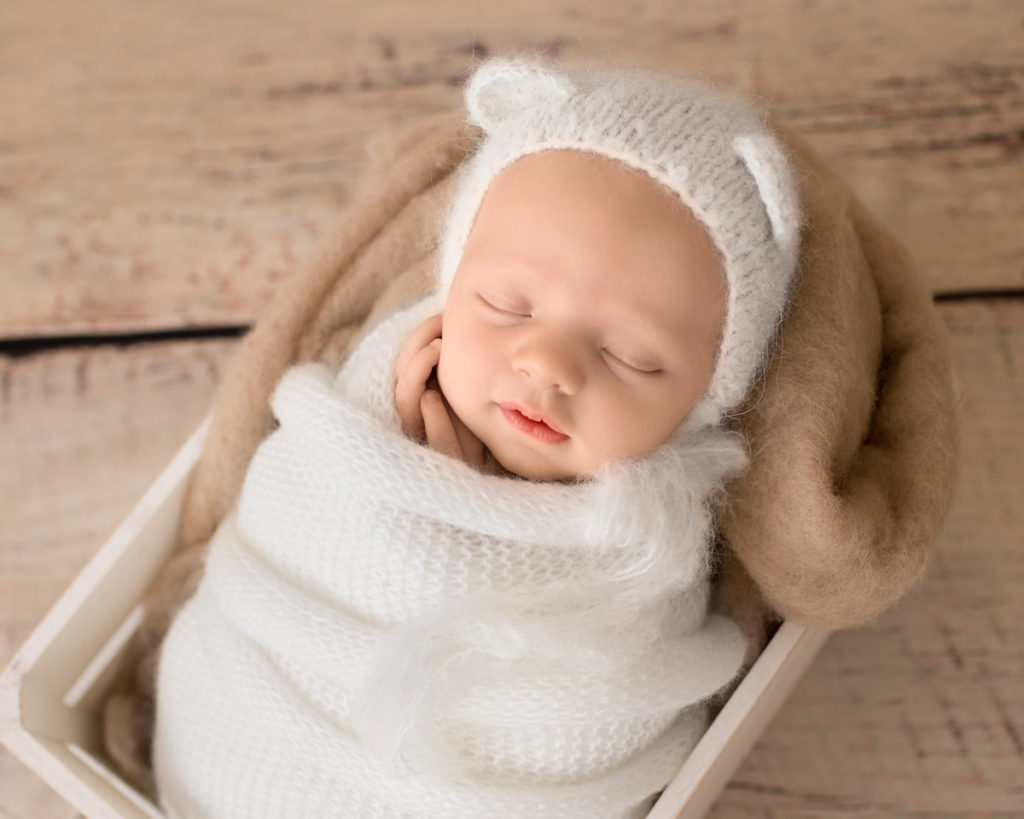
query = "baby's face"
(437, 150, 726, 481)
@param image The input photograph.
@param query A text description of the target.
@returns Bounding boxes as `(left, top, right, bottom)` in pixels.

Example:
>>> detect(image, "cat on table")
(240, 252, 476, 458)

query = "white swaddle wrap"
(153, 298, 749, 819)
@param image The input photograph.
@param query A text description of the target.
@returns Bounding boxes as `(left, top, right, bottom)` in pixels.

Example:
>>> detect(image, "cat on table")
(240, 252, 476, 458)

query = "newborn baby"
(153, 58, 800, 819)
(395, 149, 727, 480)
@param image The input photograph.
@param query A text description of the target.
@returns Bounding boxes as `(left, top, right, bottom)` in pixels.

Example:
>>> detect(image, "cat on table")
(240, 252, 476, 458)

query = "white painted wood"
(0, 423, 208, 819)
(649, 623, 830, 818)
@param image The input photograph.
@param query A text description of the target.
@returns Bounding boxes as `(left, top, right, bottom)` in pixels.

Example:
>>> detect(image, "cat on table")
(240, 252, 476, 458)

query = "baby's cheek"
(436, 336, 476, 414)
(597, 402, 639, 456)
(597, 393, 670, 461)
(435, 345, 456, 398)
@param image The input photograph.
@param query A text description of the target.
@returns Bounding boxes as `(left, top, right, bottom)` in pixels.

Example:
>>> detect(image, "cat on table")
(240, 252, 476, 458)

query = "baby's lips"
(500, 403, 569, 443)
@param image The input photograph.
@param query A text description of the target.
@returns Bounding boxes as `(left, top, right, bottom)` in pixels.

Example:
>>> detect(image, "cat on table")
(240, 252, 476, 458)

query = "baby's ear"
(466, 58, 575, 132)
(733, 134, 801, 264)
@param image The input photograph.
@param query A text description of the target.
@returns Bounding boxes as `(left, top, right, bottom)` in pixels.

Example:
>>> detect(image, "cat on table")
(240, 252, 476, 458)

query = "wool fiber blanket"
(153, 300, 748, 819)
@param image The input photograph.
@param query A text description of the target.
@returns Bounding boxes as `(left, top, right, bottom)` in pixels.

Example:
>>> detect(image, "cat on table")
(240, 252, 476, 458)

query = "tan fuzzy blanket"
(103, 110, 958, 796)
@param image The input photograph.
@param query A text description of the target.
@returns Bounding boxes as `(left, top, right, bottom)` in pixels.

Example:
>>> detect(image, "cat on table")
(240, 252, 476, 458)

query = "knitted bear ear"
(733, 134, 801, 264)
(465, 58, 576, 132)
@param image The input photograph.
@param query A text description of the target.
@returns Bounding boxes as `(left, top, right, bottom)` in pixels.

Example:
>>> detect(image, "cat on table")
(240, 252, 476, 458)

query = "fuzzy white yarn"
(437, 58, 802, 429)
(153, 298, 749, 819)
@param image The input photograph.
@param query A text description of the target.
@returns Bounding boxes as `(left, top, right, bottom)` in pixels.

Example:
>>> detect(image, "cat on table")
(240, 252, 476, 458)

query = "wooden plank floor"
(2, 1, 1022, 816)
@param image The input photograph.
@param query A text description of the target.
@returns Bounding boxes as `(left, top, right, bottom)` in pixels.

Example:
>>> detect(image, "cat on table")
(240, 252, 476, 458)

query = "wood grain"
(0, 338, 239, 819)
(0, 340, 237, 658)
(2, 0, 1021, 338)
(1, 301, 1021, 816)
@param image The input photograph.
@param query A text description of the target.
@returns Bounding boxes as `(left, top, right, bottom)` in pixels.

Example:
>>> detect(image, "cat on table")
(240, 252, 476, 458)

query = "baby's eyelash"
(602, 348, 662, 375)
(477, 294, 531, 318)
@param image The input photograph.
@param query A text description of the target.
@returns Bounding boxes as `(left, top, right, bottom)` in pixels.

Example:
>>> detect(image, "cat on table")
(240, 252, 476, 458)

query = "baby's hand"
(395, 313, 444, 443)
(395, 314, 503, 474)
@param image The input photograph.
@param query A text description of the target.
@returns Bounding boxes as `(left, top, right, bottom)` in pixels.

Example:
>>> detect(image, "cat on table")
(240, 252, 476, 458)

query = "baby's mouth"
(500, 404, 568, 443)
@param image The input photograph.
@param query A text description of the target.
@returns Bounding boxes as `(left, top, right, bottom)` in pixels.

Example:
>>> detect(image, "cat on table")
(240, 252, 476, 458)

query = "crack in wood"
(934, 289, 1024, 302)
(0, 326, 250, 359)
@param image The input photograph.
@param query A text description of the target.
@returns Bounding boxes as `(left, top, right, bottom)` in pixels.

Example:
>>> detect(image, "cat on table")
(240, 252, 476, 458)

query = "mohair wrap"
(152, 299, 749, 819)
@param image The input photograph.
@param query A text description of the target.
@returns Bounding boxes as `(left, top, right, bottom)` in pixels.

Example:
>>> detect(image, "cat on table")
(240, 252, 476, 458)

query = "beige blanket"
(103, 110, 958, 796)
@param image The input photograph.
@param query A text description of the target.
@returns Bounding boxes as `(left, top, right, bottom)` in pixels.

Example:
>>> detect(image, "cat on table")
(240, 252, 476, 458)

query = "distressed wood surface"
(1, 301, 1021, 816)
(2, 0, 1022, 338)
(0, 338, 238, 819)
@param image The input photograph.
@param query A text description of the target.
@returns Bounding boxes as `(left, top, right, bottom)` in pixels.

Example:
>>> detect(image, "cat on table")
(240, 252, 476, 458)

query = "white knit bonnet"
(436, 58, 802, 429)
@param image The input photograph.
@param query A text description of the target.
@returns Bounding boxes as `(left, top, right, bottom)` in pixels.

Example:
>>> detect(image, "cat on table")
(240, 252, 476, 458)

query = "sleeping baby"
(152, 58, 801, 818)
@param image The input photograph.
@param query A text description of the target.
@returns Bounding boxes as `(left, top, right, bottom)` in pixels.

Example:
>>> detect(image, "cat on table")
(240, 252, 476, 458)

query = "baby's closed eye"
(476, 292, 532, 319)
(601, 347, 663, 375)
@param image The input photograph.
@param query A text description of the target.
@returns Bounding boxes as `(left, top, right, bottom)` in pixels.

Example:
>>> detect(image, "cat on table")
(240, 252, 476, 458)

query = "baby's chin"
(486, 433, 677, 482)
(484, 440, 589, 483)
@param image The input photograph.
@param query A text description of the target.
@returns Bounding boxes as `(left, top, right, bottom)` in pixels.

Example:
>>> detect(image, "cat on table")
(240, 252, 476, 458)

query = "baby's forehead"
(456, 167, 727, 356)
(481, 149, 694, 218)
(468, 150, 717, 247)
(467, 151, 722, 279)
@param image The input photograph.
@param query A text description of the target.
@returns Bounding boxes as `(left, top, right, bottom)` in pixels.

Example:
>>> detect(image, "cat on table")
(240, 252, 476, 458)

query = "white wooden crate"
(0, 425, 828, 819)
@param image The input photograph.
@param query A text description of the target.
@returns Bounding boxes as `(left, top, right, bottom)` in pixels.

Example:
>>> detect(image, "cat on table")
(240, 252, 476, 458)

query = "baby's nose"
(512, 334, 585, 395)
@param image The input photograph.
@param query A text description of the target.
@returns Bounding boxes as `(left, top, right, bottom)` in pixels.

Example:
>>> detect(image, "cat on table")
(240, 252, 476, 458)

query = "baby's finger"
(421, 390, 462, 460)
(394, 313, 443, 374)
(395, 339, 442, 438)
(450, 413, 486, 468)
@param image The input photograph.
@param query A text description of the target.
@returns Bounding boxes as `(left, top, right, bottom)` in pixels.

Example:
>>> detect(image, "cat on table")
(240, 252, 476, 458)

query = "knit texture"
(153, 297, 748, 819)
(436, 58, 801, 428)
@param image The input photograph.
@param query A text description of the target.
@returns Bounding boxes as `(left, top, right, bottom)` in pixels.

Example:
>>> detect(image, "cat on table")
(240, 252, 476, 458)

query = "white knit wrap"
(153, 299, 749, 819)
